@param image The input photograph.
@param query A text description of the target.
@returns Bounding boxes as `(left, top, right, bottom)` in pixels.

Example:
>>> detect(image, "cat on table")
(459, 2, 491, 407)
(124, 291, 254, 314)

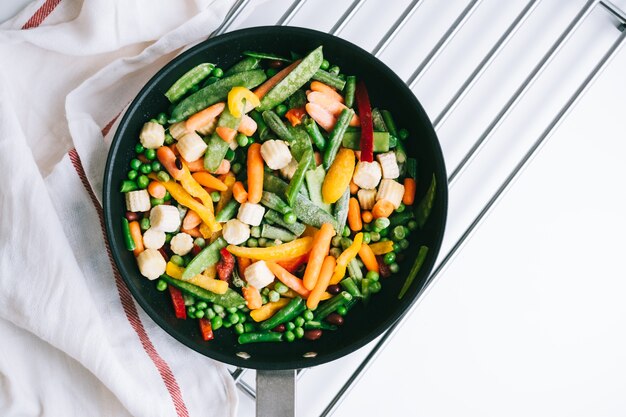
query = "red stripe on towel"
(21, 0, 62, 29)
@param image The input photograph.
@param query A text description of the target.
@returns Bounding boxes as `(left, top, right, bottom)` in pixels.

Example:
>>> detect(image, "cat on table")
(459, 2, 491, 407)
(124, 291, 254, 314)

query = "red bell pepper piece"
(285, 107, 306, 126)
(216, 248, 235, 282)
(198, 318, 214, 341)
(276, 253, 309, 274)
(168, 286, 187, 319)
(355, 80, 374, 162)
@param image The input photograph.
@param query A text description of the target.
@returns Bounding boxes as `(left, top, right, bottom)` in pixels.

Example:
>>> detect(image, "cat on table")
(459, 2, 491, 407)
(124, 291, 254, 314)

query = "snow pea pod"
(262, 110, 294, 142)
(165, 63, 215, 103)
(323, 108, 355, 169)
(204, 107, 241, 172)
(182, 237, 227, 279)
(286, 149, 313, 206)
(224, 57, 260, 76)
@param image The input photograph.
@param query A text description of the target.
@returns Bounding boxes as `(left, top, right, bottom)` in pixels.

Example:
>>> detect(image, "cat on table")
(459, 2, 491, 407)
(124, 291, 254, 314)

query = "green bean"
(260, 191, 292, 214)
(259, 297, 306, 330)
(121, 218, 135, 251)
(261, 224, 296, 242)
(334, 189, 350, 235)
(340, 277, 362, 298)
(238, 331, 283, 344)
(311, 69, 346, 90)
(262, 110, 294, 142)
(398, 246, 429, 299)
(215, 199, 240, 222)
(416, 173, 436, 228)
(313, 291, 352, 320)
(303, 117, 326, 151)
(286, 149, 312, 206)
(165, 63, 215, 103)
(406, 157, 418, 180)
(264, 209, 306, 236)
(323, 108, 355, 169)
(361, 278, 371, 304)
(248, 110, 270, 141)
(371, 108, 387, 132)
(120, 180, 137, 193)
(287, 89, 307, 109)
(304, 320, 337, 331)
(380, 109, 398, 137)
(344, 76, 356, 108)
(224, 56, 261, 76)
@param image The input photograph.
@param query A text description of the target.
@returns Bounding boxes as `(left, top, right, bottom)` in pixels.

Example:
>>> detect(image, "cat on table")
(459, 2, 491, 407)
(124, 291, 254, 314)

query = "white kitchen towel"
(0, 1, 245, 416)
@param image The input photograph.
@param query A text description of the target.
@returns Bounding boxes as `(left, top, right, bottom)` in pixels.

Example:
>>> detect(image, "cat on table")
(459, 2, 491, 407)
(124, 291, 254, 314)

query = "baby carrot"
(238, 114, 257, 136)
(349, 180, 359, 194)
(347, 197, 362, 232)
(184, 157, 206, 172)
(361, 210, 373, 223)
(129, 221, 144, 256)
(242, 285, 263, 310)
(247, 143, 264, 204)
(254, 60, 300, 99)
(213, 159, 231, 175)
(358, 243, 379, 272)
(266, 261, 310, 298)
(307, 256, 336, 310)
(372, 199, 394, 219)
(156, 146, 184, 180)
(182, 209, 202, 230)
(310, 81, 344, 103)
(191, 172, 228, 191)
(216, 126, 237, 143)
(232, 181, 248, 203)
(302, 223, 336, 290)
(147, 181, 166, 199)
(185, 102, 225, 132)
(403, 178, 416, 205)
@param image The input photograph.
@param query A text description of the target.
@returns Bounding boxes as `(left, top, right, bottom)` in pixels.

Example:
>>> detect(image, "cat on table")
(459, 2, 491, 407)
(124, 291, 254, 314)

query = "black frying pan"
(103, 25, 446, 383)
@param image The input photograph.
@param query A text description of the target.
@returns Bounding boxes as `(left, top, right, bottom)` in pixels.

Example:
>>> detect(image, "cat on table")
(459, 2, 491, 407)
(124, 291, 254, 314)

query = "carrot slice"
(302, 223, 336, 290)
(185, 102, 225, 132)
(147, 181, 166, 199)
(254, 60, 301, 99)
(191, 172, 228, 191)
(307, 256, 336, 310)
(213, 159, 230, 175)
(403, 178, 416, 205)
(372, 199, 394, 219)
(216, 126, 237, 143)
(238, 114, 257, 136)
(266, 261, 310, 298)
(232, 181, 248, 204)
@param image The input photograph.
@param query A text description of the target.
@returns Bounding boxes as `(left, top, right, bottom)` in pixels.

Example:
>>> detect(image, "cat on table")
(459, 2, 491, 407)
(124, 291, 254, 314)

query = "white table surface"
(5, 1, 626, 416)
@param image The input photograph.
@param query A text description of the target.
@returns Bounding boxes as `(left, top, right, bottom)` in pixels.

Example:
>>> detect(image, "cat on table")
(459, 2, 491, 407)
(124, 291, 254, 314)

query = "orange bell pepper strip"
(226, 237, 313, 261)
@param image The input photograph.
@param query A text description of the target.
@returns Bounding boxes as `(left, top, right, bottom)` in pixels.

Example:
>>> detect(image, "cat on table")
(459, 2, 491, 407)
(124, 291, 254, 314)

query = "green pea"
(266, 68, 278, 77)
(156, 279, 167, 291)
(329, 247, 342, 258)
(246, 237, 258, 248)
(135, 143, 145, 154)
(398, 128, 409, 140)
(395, 203, 406, 213)
(340, 237, 352, 248)
(206, 308, 216, 319)
(283, 211, 297, 225)
(331, 236, 342, 248)
(261, 287, 270, 297)
(343, 225, 351, 237)
(164, 132, 175, 145)
(187, 306, 196, 315)
(151, 161, 162, 172)
(212, 304, 224, 314)
(274, 281, 289, 294)
(223, 320, 232, 328)
(163, 191, 171, 201)
(211, 67, 224, 78)
(268, 290, 280, 303)
(370, 281, 382, 293)
(408, 220, 418, 231)
(156, 112, 168, 125)
(137, 175, 149, 189)
(370, 232, 381, 242)
(261, 295, 268, 304)
(302, 310, 314, 322)
(275, 104, 288, 117)
(170, 254, 185, 267)
(362, 232, 371, 244)
(140, 164, 152, 174)
(379, 228, 389, 237)
(392, 225, 406, 240)
(127, 170, 138, 181)
(144, 148, 156, 160)
(383, 252, 396, 265)
(320, 59, 330, 70)
(366, 270, 379, 282)
(157, 171, 170, 182)
(374, 217, 390, 230)
(210, 191, 220, 202)
(232, 162, 242, 174)
(237, 311, 247, 323)
(165, 233, 173, 244)
(393, 242, 401, 252)
(363, 223, 372, 232)
(336, 305, 348, 316)
(257, 237, 268, 247)
(195, 309, 205, 319)
(130, 158, 142, 170)
(236, 133, 249, 147)
(228, 313, 239, 324)
(194, 237, 206, 248)
(294, 327, 304, 339)
(227, 307, 238, 314)
(389, 262, 400, 273)
(196, 301, 208, 310)
(294, 316, 305, 328)
(225, 149, 235, 162)
(284, 330, 295, 342)
(285, 321, 296, 331)
(140, 218, 150, 231)
(234, 323, 245, 335)
(211, 315, 223, 330)
(400, 239, 410, 250)
(151, 198, 164, 206)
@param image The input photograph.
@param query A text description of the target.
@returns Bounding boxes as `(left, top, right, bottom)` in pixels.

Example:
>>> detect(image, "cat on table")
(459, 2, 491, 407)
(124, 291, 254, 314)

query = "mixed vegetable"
(119, 46, 436, 345)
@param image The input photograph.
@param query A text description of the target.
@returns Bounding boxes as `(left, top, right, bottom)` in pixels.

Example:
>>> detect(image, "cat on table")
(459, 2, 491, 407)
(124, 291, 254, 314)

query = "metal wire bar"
(329, 0, 367, 35)
(321, 20, 626, 417)
(447, 0, 597, 185)
(407, 0, 484, 88)
(600, 0, 626, 21)
(276, 0, 308, 26)
(213, 0, 252, 36)
(372, 0, 426, 57)
(433, 0, 542, 129)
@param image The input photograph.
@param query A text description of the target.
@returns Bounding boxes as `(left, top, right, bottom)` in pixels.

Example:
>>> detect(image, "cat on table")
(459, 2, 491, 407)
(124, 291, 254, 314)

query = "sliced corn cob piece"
(222, 219, 251, 245)
(169, 121, 188, 140)
(125, 190, 151, 212)
(244, 260, 275, 289)
(376, 179, 405, 209)
(237, 202, 265, 226)
(352, 161, 382, 190)
(170, 232, 194, 256)
(139, 121, 165, 149)
(176, 131, 207, 162)
(279, 157, 298, 180)
(376, 151, 400, 179)
(136, 248, 166, 280)
(357, 189, 376, 210)
(149, 205, 181, 232)
(260, 140, 292, 170)
(142, 228, 166, 250)
(195, 117, 218, 136)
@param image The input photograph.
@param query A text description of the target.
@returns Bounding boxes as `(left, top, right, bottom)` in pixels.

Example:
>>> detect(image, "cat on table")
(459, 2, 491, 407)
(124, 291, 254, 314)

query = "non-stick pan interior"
(103, 26, 447, 370)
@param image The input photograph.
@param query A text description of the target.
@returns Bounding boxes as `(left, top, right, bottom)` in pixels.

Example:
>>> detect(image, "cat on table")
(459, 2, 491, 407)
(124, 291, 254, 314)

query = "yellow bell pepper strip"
(250, 298, 290, 322)
(177, 161, 214, 210)
(329, 233, 363, 285)
(368, 240, 394, 255)
(154, 177, 221, 233)
(199, 222, 212, 239)
(228, 86, 260, 118)
(227, 237, 313, 261)
(165, 262, 228, 294)
(215, 171, 236, 214)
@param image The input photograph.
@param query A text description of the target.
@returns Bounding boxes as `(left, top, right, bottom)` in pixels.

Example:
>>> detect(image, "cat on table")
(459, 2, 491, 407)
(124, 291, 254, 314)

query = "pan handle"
(256, 369, 297, 417)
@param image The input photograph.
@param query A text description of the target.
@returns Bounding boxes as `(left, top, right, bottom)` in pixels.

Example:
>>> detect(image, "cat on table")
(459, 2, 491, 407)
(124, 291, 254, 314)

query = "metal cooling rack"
(213, 0, 626, 414)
